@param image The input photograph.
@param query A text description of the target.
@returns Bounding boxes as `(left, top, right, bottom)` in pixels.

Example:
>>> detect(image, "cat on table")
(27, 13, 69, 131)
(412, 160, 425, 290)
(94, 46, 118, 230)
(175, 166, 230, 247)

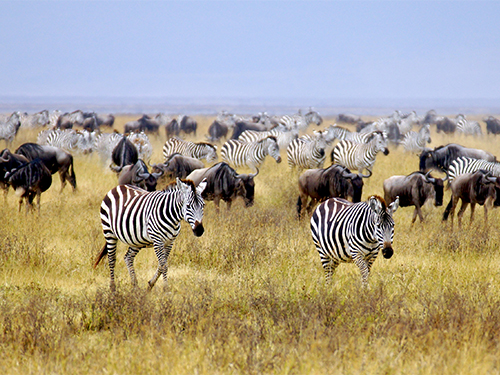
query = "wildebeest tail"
(94, 243, 108, 268)
(69, 155, 77, 190)
(442, 197, 453, 221)
(297, 196, 303, 218)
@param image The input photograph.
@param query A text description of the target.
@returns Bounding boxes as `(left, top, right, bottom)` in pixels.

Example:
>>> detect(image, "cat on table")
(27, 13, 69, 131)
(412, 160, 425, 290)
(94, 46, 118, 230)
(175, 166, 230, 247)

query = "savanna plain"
(1, 114, 500, 374)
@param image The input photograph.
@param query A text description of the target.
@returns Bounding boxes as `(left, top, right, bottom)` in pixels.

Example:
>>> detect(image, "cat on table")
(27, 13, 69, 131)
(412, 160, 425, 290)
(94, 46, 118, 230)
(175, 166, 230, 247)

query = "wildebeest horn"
(250, 168, 259, 178)
(358, 169, 372, 178)
(152, 170, 164, 178)
(424, 170, 435, 183)
(486, 176, 497, 183)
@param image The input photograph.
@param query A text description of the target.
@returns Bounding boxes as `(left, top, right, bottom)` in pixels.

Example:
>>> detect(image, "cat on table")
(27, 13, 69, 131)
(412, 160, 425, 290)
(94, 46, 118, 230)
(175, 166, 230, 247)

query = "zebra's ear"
(197, 178, 207, 195)
(388, 197, 399, 215)
(368, 196, 383, 214)
(176, 177, 189, 193)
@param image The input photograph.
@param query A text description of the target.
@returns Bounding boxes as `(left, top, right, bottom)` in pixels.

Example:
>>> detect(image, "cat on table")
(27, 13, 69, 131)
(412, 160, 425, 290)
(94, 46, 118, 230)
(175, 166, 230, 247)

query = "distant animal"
(57, 110, 84, 129)
(178, 115, 198, 136)
(95, 178, 207, 291)
(383, 171, 444, 224)
(126, 131, 153, 162)
(310, 195, 399, 286)
(401, 124, 431, 153)
(165, 118, 180, 138)
(20, 110, 50, 128)
(118, 159, 163, 191)
(239, 125, 298, 150)
(336, 113, 361, 124)
(325, 125, 376, 144)
(279, 109, 323, 131)
(423, 110, 439, 125)
(187, 162, 258, 212)
(110, 137, 138, 173)
(6, 158, 52, 213)
(442, 170, 500, 227)
(124, 115, 160, 135)
(419, 144, 496, 175)
(15, 143, 76, 192)
(221, 136, 282, 172)
(162, 137, 218, 163)
(484, 116, 500, 135)
(0, 112, 22, 146)
(94, 132, 124, 165)
(230, 120, 268, 140)
(0, 149, 29, 198)
(297, 164, 364, 217)
(447, 157, 500, 182)
(331, 131, 389, 178)
(435, 117, 457, 134)
(207, 120, 229, 142)
(151, 153, 205, 183)
(455, 114, 482, 136)
(96, 113, 115, 128)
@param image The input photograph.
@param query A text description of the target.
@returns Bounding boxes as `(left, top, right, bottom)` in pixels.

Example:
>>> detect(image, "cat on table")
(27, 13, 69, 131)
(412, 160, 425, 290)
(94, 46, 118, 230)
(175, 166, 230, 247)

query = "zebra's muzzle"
(276, 156, 282, 163)
(383, 148, 390, 156)
(192, 221, 204, 237)
(382, 246, 393, 259)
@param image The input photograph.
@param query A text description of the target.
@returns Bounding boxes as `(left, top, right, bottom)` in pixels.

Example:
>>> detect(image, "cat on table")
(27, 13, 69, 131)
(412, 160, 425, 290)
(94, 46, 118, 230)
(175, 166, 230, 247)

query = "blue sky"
(1, 0, 499, 108)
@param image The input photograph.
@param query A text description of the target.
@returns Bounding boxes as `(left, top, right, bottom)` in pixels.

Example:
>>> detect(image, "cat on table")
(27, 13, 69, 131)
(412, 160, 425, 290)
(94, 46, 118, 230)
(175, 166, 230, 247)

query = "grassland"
(1, 115, 500, 374)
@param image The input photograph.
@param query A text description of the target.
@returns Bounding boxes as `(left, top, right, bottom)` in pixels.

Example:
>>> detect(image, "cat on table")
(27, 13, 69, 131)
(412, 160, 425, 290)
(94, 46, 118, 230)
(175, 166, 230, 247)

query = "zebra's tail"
(442, 197, 453, 221)
(94, 243, 108, 268)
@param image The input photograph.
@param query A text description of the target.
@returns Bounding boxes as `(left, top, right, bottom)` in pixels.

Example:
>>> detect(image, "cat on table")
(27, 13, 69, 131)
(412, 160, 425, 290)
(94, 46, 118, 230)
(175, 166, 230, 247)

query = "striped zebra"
(163, 137, 217, 163)
(127, 131, 153, 162)
(38, 128, 79, 150)
(448, 157, 500, 182)
(0, 112, 22, 146)
(456, 114, 482, 136)
(287, 131, 328, 170)
(280, 109, 323, 131)
(48, 110, 62, 129)
(95, 132, 124, 165)
(331, 131, 389, 177)
(400, 124, 431, 153)
(238, 125, 298, 149)
(221, 136, 282, 172)
(310, 195, 399, 286)
(324, 125, 379, 144)
(94, 178, 207, 291)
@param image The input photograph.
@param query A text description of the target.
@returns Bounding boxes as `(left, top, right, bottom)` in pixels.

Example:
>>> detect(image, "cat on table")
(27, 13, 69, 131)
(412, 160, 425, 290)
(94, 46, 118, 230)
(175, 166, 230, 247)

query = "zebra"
(238, 125, 298, 149)
(163, 137, 217, 163)
(331, 131, 389, 177)
(221, 136, 282, 172)
(279, 109, 323, 131)
(400, 124, 431, 153)
(310, 195, 399, 286)
(0, 112, 22, 146)
(127, 131, 153, 162)
(287, 131, 328, 170)
(48, 110, 63, 129)
(94, 178, 207, 291)
(456, 114, 482, 136)
(20, 110, 50, 128)
(94, 132, 124, 165)
(448, 157, 500, 182)
(323, 125, 378, 144)
(38, 128, 79, 151)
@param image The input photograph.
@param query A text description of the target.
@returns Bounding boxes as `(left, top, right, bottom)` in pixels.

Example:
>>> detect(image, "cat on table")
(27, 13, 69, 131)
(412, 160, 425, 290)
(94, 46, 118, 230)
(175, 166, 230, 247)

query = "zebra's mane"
(368, 195, 387, 210)
(258, 135, 277, 143)
(163, 178, 197, 193)
(195, 141, 216, 149)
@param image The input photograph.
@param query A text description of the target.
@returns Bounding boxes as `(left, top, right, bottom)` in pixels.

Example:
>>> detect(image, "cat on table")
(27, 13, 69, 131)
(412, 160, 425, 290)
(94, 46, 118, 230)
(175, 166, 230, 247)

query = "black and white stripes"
(163, 137, 218, 163)
(221, 136, 282, 172)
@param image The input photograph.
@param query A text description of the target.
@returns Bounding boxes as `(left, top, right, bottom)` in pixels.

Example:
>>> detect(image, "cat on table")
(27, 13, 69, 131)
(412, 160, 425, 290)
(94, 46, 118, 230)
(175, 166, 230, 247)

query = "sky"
(1, 0, 500, 110)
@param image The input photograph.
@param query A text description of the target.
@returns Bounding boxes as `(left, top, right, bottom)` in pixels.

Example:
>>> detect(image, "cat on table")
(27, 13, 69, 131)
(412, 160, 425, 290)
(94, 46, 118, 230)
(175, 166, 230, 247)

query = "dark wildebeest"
(207, 120, 229, 142)
(118, 159, 163, 192)
(96, 113, 115, 128)
(435, 117, 457, 134)
(57, 110, 84, 129)
(423, 110, 439, 125)
(419, 144, 496, 175)
(230, 120, 267, 139)
(186, 162, 258, 212)
(383, 171, 444, 224)
(151, 153, 205, 184)
(124, 115, 160, 135)
(110, 137, 139, 173)
(442, 170, 500, 227)
(484, 116, 500, 135)
(179, 115, 198, 136)
(6, 158, 52, 213)
(15, 143, 76, 192)
(165, 118, 180, 139)
(0, 149, 29, 198)
(296, 164, 364, 218)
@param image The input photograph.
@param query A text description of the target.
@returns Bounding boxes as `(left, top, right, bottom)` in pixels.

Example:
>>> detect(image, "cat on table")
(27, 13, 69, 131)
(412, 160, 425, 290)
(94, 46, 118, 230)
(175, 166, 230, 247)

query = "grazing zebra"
(221, 136, 282, 172)
(287, 131, 328, 170)
(331, 131, 389, 177)
(448, 156, 500, 182)
(38, 128, 98, 154)
(280, 109, 323, 131)
(95, 132, 124, 165)
(0, 112, 22, 146)
(95, 178, 207, 291)
(163, 137, 217, 163)
(238, 125, 298, 149)
(456, 114, 482, 136)
(400, 124, 431, 153)
(310, 195, 399, 286)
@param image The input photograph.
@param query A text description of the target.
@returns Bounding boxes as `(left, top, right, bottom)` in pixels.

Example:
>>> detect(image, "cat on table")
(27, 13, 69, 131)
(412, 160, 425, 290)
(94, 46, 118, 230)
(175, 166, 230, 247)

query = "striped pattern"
(163, 137, 217, 163)
(401, 124, 431, 153)
(310, 196, 398, 285)
(97, 179, 207, 290)
(456, 115, 482, 136)
(279, 109, 322, 131)
(448, 157, 500, 181)
(221, 136, 282, 172)
(238, 126, 298, 149)
(127, 131, 153, 162)
(0, 112, 21, 145)
(287, 132, 328, 169)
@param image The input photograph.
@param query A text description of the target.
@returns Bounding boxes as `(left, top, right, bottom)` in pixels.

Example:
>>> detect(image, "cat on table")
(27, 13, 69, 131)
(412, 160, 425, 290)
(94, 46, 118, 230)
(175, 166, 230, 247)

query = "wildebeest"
(165, 118, 180, 139)
(419, 144, 496, 175)
(337, 113, 362, 125)
(124, 114, 160, 135)
(484, 116, 500, 135)
(230, 120, 267, 139)
(110, 136, 139, 173)
(186, 162, 258, 212)
(15, 143, 76, 192)
(178, 115, 198, 136)
(6, 158, 52, 213)
(0, 149, 29, 198)
(151, 153, 205, 184)
(57, 110, 85, 129)
(297, 164, 364, 218)
(96, 113, 115, 128)
(383, 171, 444, 224)
(435, 116, 457, 134)
(207, 120, 229, 142)
(118, 159, 163, 191)
(442, 170, 500, 227)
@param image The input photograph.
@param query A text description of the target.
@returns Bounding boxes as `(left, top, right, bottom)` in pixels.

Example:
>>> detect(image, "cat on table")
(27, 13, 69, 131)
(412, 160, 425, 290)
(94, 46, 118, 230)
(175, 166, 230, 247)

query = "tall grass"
(1, 115, 500, 374)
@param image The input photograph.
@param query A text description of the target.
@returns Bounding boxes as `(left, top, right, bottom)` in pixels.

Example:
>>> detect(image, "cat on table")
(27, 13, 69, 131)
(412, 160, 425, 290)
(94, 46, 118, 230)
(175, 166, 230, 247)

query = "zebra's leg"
(124, 247, 141, 287)
(105, 238, 119, 292)
(148, 241, 173, 290)
(352, 253, 370, 287)
(320, 254, 339, 282)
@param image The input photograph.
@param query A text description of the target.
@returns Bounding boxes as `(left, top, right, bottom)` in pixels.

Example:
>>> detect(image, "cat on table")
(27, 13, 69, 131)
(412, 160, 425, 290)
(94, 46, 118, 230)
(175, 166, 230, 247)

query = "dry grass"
(1, 115, 500, 374)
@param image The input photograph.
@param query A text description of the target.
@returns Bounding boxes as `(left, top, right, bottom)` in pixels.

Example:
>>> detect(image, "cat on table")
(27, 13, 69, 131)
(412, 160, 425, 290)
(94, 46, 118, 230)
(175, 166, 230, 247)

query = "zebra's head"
(305, 110, 323, 126)
(368, 195, 399, 259)
(203, 143, 218, 163)
(371, 132, 389, 156)
(264, 136, 282, 163)
(177, 178, 207, 237)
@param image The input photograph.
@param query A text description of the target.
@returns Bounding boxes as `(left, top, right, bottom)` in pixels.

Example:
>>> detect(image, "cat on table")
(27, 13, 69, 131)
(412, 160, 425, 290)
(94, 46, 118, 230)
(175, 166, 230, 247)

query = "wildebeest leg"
(411, 207, 419, 224)
(225, 199, 232, 211)
(124, 247, 141, 287)
(59, 171, 67, 193)
(415, 204, 425, 223)
(306, 198, 317, 215)
(469, 203, 477, 225)
(214, 197, 221, 214)
(148, 241, 173, 290)
(457, 201, 469, 228)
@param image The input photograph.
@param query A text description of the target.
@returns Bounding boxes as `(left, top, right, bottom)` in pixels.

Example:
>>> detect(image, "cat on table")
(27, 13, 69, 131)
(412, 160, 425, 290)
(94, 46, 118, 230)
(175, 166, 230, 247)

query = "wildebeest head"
(424, 171, 444, 207)
(368, 195, 399, 259)
(235, 169, 258, 207)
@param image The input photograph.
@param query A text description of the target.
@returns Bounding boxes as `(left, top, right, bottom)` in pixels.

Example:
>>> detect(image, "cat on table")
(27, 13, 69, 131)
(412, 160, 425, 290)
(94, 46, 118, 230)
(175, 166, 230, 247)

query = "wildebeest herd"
(2, 108, 500, 289)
